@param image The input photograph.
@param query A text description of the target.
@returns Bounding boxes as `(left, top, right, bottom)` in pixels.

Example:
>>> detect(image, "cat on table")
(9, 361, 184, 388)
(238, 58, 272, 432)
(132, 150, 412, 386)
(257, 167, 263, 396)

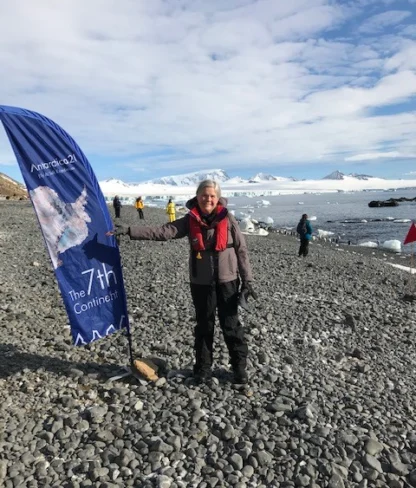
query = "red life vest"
(189, 205, 229, 251)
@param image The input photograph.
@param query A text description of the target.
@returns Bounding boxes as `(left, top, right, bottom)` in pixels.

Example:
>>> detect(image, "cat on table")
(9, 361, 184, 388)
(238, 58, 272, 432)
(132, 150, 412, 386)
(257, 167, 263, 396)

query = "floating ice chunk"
(298, 202, 304, 205)
(262, 216, 274, 225)
(235, 211, 249, 219)
(256, 200, 271, 206)
(361, 219, 368, 223)
(309, 216, 317, 221)
(229, 209, 235, 215)
(381, 240, 401, 252)
(317, 229, 335, 238)
(393, 219, 411, 223)
(359, 241, 378, 248)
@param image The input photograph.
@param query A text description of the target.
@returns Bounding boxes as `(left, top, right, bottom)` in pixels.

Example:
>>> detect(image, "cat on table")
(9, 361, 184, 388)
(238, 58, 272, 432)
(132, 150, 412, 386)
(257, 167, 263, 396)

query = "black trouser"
(190, 279, 248, 373)
(299, 238, 309, 257)
(114, 207, 121, 218)
(137, 209, 144, 219)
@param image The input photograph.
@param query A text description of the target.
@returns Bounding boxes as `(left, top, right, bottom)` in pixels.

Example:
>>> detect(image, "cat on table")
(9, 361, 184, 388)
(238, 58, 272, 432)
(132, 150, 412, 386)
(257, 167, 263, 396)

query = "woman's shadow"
(0, 343, 124, 380)
(82, 233, 120, 267)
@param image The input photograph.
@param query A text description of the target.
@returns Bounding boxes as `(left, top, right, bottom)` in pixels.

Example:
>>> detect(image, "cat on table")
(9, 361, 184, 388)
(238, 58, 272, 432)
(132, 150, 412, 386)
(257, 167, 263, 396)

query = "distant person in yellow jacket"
(166, 198, 176, 222)
(135, 196, 144, 219)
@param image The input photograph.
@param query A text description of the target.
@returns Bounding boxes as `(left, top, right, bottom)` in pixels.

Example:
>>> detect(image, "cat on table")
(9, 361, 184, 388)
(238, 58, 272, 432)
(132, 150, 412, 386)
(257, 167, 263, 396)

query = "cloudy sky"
(1, 0, 416, 183)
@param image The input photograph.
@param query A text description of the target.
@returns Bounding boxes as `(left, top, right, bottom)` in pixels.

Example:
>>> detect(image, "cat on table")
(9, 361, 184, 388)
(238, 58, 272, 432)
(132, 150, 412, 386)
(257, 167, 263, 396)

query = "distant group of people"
(112, 195, 176, 223)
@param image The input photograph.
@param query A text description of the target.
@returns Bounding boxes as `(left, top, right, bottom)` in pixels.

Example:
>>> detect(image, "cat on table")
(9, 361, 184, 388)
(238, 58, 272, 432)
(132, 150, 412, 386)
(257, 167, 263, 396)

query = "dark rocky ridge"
(1, 201, 416, 487)
(368, 196, 416, 208)
(0, 172, 28, 200)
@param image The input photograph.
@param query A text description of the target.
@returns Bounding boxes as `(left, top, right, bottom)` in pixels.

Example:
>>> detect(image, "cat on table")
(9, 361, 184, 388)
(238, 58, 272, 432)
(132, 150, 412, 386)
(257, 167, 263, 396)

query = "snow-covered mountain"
(101, 178, 132, 188)
(249, 173, 291, 183)
(348, 173, 375, 181)
(322, 170, 377, 181)
(322, 170, 345, 180)
(97, 168, 416, 200)
(143, 169, 230, 186)
(142, 169, 297, 186)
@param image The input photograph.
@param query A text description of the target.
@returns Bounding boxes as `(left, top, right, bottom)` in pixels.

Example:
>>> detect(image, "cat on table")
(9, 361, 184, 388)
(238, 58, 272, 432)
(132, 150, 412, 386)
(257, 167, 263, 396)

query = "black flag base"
(107, 366, 135, 382)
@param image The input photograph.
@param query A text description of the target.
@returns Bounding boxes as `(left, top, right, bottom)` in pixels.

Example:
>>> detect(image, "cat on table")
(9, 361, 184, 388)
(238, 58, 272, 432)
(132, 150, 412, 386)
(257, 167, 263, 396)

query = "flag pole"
(411, 242, 415, 294)
(126, 326, 134, 366)
(115, 233, 135, 367)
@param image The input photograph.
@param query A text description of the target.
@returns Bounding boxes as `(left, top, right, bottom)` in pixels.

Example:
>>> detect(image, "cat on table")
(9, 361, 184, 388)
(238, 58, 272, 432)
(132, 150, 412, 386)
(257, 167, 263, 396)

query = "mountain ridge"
(322, 170, 377, 181)
(0, 172, 28, 199)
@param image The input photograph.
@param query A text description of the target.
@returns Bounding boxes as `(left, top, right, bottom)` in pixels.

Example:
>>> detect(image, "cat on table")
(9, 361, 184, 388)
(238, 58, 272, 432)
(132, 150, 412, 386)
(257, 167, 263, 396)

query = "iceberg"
(381, 240, 401, 252)
(359, 241, 378, 248)
(317, 229, 335, 238)
(256, 200, 271, 206)
(238, 217, 269, 236)
(235, 211, 249, 219)
(239, 218, 255, 233)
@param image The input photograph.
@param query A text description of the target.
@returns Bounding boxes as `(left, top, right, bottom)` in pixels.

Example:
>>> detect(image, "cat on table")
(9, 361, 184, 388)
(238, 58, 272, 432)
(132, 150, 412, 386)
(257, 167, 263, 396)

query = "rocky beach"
(1, 201, 416, 488)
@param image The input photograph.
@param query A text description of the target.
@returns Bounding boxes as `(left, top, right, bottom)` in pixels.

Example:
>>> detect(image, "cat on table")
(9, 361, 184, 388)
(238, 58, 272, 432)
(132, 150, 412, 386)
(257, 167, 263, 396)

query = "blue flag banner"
(0, 105, 130, 346)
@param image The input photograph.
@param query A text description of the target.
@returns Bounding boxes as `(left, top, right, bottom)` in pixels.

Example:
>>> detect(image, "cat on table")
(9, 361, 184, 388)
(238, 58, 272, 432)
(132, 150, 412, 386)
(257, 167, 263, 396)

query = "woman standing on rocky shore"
(114, 179, 257, 385)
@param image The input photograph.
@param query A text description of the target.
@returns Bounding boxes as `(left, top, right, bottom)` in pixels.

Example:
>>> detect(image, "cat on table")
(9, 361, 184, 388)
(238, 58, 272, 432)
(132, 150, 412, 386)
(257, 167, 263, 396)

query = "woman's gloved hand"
(114, 224, 130, 236)
(238, 282, 257, 310)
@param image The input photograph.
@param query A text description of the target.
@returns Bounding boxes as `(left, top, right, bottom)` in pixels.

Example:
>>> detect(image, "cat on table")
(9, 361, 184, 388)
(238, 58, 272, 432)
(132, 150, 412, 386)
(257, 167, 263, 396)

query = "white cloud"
(385, 43, 416, 70)
(359, 10, 413, 34)
(0, 0, 416, 179)
(345, 151, 416, 161)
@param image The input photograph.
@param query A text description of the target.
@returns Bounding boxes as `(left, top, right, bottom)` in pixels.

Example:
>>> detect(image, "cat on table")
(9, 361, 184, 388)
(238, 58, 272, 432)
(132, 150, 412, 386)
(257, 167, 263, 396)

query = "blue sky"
(1, 0, 416, 183)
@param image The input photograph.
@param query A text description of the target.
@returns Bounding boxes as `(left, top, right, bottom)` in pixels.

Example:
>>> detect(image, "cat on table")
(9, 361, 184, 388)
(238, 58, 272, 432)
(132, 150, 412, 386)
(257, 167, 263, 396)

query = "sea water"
(227, 189, 416, 254)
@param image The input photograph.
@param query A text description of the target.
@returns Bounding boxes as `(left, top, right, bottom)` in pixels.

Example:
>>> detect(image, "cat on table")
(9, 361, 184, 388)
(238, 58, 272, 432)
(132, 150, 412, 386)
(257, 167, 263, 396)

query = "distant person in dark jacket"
(297, 213, 313, 257)
(113, 195, 122, 218)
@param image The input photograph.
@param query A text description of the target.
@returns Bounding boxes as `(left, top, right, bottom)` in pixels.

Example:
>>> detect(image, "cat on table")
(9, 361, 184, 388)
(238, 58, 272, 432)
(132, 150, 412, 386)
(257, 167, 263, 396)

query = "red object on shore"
(404, 222, 416, 245)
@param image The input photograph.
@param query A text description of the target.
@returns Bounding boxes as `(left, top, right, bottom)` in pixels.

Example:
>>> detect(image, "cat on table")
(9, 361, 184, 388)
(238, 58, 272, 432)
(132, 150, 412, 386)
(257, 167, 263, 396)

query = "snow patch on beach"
(387, 263, 416, 274)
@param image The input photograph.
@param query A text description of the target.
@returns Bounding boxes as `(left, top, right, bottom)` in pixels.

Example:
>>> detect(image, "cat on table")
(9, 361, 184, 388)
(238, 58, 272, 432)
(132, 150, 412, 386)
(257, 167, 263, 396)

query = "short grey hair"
(196, 179, 222, 199)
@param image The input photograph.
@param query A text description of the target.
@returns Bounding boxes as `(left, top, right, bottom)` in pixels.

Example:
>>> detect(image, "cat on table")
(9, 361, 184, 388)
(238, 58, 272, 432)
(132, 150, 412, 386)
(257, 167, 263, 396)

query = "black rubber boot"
(193, 365, 212, 384)
(233, 365, 248, 385)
